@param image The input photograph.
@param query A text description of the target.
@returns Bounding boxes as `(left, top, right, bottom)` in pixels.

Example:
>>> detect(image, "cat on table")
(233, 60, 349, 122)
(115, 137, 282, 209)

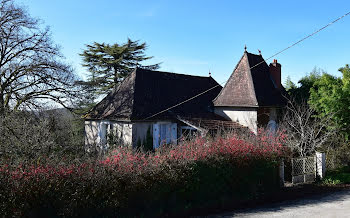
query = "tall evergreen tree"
(79, 39, 160, 96)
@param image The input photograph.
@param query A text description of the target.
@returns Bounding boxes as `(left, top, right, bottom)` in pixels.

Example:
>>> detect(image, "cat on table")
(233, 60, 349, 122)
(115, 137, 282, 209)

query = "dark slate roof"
(85, 71, 136, 120)
(85, 68, 222, 120)
(213, 51, 287, 107)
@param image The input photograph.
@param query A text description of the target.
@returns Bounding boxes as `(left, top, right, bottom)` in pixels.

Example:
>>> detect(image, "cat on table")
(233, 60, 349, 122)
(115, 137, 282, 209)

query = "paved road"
(213, 189, 350, 218)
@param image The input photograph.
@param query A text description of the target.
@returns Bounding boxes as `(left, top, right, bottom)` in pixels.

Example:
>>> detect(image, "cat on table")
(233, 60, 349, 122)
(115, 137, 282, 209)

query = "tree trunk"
(0, 94, 5, 116)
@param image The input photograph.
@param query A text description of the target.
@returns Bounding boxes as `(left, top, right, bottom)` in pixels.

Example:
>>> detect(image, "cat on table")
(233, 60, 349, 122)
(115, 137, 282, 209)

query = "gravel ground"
(213, 189, 350, 218)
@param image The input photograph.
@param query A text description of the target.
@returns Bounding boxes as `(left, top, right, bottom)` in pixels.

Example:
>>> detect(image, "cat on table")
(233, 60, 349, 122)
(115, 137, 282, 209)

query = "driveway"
(213, 189, 350, 218)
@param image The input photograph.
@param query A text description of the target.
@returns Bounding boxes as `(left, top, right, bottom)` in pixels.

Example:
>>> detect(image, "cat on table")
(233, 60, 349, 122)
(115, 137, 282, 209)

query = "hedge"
(0, 131, 287, 217)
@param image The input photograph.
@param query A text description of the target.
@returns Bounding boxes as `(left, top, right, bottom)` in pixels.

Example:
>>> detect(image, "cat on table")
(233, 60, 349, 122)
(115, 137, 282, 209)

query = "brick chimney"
(269, 59, 282, 90)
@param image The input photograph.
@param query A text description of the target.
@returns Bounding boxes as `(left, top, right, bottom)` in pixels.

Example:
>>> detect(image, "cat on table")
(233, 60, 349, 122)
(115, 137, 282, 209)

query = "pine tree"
(79, 39, 160, 96)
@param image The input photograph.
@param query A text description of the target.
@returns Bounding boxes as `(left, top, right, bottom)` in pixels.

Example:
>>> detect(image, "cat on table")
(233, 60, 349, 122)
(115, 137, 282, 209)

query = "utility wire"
(250, 10, 350, 71)
(143, 11, 350, 121)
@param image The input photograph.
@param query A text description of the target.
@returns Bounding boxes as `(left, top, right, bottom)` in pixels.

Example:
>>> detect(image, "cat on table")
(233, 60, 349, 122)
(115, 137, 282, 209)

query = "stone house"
(84, 49, 286, 149)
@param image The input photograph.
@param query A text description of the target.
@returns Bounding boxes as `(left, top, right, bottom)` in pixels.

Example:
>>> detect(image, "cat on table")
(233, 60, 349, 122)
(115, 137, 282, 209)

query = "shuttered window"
(153, 123, 177, 149)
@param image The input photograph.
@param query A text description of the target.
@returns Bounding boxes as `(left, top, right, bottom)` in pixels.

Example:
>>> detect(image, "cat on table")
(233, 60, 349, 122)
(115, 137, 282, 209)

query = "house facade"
(84, 49, 286, 149)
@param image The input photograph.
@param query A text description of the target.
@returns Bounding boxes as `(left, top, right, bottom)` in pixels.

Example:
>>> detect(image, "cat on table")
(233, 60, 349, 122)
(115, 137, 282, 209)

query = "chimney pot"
(269, 60, 282, 90)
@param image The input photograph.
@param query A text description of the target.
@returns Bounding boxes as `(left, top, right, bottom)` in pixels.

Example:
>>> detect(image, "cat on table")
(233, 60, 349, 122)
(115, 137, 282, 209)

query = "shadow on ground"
(209, 185, 350, 217)
(187, 184, 350, 217)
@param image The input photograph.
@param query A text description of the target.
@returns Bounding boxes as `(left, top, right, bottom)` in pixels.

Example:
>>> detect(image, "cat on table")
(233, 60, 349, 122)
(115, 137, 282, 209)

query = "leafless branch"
(0, 0, 79, 114)
(279, 98, 337, 157)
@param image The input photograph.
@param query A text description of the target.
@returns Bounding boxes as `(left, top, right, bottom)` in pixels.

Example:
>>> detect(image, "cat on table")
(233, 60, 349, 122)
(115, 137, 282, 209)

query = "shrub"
(0, 110, 85, 162)
(0, 130, 287, 217)
(322, 166, 350, 185)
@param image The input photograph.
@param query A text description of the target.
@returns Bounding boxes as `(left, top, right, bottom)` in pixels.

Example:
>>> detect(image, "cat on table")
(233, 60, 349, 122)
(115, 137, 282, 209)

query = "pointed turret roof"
(213, 51, 286, 107)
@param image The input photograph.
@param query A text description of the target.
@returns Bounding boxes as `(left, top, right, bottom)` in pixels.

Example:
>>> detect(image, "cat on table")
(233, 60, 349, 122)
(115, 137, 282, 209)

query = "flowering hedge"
(0, 130, 287, 217)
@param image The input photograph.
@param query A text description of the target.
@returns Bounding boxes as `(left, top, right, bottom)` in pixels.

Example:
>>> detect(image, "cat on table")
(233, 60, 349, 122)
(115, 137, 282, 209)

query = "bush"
(0, 130, 287, 217)
(323, 136, 350, 170)
(0, 110, 85, 162)
(0, 111, 56, 161)
(322, 166, 350, 185)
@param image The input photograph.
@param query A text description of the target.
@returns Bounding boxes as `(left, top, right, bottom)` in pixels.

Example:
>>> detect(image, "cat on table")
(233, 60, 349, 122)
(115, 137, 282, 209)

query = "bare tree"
(279, 99, 337, 157)
(0, 0, 77, 114)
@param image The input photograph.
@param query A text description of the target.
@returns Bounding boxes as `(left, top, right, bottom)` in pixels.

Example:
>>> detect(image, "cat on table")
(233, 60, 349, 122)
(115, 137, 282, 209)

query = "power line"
(144, 84, 221, 120)
(250, 10, 350, 71)
(143, 11, 350, 121)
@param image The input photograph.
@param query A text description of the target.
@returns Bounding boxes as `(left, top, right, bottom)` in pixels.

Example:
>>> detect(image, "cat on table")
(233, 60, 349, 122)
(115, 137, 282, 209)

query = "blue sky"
(18, 0, 350, 85)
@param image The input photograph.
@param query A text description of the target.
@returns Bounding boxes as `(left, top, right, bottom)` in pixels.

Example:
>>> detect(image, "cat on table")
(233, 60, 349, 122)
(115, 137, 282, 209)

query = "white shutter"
(170, 123, 177, 145)
(99, 122, 107, 146)
(153, 124, 160, 149)
(165, 124, 171, 144)
(160, 124, 167, 146)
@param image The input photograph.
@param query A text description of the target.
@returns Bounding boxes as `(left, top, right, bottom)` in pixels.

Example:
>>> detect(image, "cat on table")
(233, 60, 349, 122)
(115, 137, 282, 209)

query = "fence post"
(314, 155, 317, 179)
(316, 152, 326, 179)
(279, 159, 285, 187)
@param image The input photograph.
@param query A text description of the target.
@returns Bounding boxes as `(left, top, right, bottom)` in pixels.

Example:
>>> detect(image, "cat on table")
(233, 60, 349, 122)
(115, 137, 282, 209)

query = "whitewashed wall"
(113, 122, 133, 147)
(132, 122, 153, 147)
(214, 107, 257, 133)
(85, 120, 100, 146)
(85, 120, 133, 148)
(85, 120, 181, 149)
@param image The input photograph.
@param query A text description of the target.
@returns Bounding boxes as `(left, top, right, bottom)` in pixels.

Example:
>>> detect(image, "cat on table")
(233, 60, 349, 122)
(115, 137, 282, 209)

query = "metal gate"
(291, 156, 316, 184)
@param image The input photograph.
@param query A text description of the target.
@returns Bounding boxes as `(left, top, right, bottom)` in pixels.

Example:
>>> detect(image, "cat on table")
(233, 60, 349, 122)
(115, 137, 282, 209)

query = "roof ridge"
(137, 68, 212, 79)
(130, 69, 138, 118)
(245, 52, 259, 106)
(212, 52, 246, 104)
(245, 51, 261, 57)
(213, 52, 259, 107)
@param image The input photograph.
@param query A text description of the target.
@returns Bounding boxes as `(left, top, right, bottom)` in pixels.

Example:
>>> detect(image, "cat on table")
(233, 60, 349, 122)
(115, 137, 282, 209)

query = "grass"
(322, 166, 350, 185)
